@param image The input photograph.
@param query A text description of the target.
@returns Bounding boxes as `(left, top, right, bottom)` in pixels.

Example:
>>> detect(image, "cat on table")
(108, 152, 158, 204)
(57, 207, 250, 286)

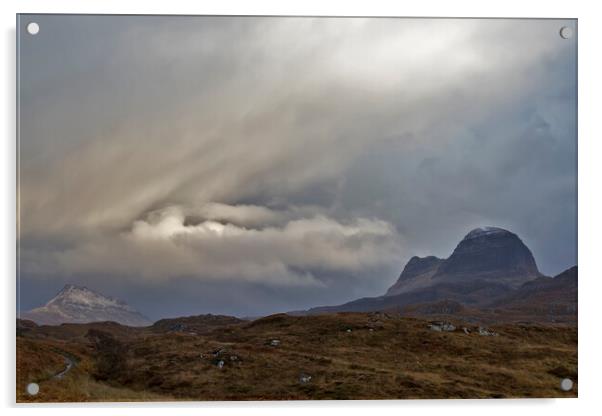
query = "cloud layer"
(22, 204, 401, 288)
(18, 16, 577, 318)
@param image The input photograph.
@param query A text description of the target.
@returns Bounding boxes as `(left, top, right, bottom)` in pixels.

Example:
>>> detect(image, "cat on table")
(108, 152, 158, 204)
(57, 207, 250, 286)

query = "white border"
(2, 1, 601, 415)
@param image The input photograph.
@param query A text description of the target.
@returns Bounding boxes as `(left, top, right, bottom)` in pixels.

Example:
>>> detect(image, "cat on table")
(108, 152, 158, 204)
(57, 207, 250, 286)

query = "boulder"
(299, 374, 312, 384)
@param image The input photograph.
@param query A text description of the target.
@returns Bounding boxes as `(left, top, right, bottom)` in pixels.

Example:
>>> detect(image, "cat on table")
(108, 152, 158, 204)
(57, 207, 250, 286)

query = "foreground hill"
(17, 312, 576, 401)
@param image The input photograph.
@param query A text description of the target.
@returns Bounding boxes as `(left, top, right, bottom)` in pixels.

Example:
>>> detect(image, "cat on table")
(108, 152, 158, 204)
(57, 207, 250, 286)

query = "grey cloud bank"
(18, 16, 576, 319)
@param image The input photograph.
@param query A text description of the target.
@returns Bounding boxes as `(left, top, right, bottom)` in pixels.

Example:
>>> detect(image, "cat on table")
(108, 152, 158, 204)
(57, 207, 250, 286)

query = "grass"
(16, 313, 577, 401)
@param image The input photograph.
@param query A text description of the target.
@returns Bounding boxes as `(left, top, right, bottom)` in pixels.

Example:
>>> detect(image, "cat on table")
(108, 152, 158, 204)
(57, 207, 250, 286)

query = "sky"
(17, 16, 577, 319)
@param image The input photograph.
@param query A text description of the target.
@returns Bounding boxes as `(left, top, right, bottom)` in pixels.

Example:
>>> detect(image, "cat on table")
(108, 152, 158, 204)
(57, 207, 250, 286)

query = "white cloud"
(21, 204, 402, 288)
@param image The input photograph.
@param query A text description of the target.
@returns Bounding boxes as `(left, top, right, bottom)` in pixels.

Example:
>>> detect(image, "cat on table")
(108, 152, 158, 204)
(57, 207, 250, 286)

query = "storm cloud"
(18, 16, 576, 318)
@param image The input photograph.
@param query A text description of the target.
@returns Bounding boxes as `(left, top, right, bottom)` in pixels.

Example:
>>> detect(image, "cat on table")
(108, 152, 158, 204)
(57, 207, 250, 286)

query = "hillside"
(17, 312, 577, 401)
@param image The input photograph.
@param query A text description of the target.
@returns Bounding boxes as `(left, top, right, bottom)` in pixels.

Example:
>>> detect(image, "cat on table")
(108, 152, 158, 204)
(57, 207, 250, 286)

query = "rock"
(299, 374, 312, 384)
(428, 321, 456, 332)
(217, 360, 225, 369)
(442, 322, 456, 331)
(478, 326, 497, 336)
(269, 339, 280, 347)
(462, 327, 471, 335)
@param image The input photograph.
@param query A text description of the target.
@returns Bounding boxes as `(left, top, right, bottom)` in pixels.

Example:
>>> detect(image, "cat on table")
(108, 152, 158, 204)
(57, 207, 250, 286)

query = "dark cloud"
(18, 16, 576, 317)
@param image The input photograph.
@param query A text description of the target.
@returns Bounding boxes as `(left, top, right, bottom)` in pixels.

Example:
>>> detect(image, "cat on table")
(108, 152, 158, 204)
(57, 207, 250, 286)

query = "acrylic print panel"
(16, 15, 577, 402)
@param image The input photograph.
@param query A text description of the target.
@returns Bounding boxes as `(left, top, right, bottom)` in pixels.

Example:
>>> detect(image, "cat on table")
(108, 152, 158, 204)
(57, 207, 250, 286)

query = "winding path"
(52, 350, 76, 379)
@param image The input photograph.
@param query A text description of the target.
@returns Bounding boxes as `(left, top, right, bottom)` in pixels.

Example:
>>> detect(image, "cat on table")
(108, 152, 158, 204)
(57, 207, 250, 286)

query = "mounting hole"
(26, 382, 39, 395)
(560, 378, 573, 391)
(559, 26, 573, 40)
(27, 22, 40, 35)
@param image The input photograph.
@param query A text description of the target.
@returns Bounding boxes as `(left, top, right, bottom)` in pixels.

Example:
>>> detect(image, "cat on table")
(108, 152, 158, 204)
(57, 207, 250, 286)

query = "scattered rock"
(428, 321, 456, 332)
(299, 373, 312, 384)
(229, 355, 238, 361)
(443, 323, 456, 331)
(478, 326, 498, 336)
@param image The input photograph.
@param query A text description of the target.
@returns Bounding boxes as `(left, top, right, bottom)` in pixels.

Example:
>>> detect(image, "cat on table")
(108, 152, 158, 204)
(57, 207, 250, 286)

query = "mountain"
(300, 227, 575, 322)
(385, 226, 540, 298)
(385, 256, 443, 296)
(491, 266, 577, 315)
(21, 284, 151, 327)
(386, 227, 540, 297)
(432, 227, 541, 288)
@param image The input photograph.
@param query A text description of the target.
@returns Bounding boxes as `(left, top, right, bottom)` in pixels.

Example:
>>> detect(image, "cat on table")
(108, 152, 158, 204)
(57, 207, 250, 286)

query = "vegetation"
(17, 313, 577, 402)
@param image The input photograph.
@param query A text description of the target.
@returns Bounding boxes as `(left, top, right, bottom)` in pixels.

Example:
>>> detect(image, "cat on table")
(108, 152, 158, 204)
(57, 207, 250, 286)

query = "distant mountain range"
(21, 284, 151, 326)
(297, 227, 577, 323)
(21, 226, 577, 326)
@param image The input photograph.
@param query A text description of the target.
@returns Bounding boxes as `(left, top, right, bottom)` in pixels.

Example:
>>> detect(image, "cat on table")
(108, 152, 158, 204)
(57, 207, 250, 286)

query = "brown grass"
(16, 313, 577, 401)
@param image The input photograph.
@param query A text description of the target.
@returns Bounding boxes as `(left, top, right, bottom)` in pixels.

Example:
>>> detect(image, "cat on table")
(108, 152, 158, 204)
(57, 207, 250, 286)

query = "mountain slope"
(385, 256, 443, 296)
(306, 279, 515, 315)
(21, 284, 151, 326)
(432, 227, 541, 288)
(298, 227, 574, 322)
(490, 266, 577, 315)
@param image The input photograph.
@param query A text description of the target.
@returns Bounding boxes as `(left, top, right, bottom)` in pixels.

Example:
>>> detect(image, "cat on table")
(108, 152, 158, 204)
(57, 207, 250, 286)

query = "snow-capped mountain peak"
(22, 284, 151, 326)
(463, 226, 510, 241)
(47, 284, 134, 311)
